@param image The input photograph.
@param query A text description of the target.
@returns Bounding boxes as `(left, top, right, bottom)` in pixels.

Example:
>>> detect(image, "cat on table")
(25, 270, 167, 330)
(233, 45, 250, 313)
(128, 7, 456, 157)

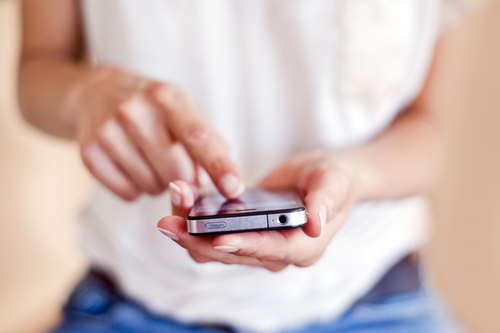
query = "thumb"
(169, 180, 199, 218)
(299, 168, 350, 238)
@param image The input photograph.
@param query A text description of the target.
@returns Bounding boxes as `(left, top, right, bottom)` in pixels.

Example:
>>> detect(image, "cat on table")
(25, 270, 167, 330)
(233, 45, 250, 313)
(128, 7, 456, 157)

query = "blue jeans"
(51, 261, 460, 333)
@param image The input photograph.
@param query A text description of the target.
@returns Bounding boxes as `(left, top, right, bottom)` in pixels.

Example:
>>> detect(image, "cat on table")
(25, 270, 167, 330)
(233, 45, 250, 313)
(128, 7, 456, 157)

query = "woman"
(19, 0, 475, 332)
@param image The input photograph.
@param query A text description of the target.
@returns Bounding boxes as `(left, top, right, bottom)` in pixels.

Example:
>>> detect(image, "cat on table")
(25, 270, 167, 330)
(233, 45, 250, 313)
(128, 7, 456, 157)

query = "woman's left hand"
(157, 150, 359, 272)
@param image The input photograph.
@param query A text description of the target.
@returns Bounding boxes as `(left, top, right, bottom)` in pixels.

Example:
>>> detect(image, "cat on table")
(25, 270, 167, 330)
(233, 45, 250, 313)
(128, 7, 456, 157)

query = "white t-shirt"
(78, 0, 448, 331)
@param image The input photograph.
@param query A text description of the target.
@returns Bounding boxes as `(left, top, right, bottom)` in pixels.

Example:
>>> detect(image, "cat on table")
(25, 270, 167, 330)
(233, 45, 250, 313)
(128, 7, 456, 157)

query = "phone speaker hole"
(278, 215, 288, 225)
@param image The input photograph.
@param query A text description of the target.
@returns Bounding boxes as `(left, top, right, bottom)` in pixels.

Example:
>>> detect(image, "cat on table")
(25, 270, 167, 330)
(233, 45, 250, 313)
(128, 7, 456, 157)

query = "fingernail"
(219, 174, 243, 198)
(214, 245, 240, 253)
(319, 205, 327, 237)
(158, 227, 179, 241)
(169, 182, 182, 206)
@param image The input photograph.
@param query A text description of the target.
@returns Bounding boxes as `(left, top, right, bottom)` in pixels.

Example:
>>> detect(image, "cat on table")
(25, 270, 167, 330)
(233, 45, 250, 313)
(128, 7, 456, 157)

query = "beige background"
(1, 0, 499, 332)
(0, 1, 90, 332)
(429, 1, 500, 332)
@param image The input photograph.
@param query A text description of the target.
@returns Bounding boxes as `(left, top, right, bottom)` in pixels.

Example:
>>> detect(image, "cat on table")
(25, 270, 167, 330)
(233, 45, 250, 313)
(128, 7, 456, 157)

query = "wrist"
(60, 66, 94, 139)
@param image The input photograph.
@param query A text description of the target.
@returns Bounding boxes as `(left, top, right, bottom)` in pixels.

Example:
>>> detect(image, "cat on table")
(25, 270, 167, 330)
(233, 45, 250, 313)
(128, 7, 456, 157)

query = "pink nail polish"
(169, 182, 182, 206)
(158, 227, 179, 241)
(219, 174, 243, 198)
(214, 245, 240, 253)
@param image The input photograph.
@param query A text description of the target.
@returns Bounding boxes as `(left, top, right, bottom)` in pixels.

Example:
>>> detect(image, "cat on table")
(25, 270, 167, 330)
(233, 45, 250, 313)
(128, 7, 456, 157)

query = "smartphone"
(187, 187, 307, 235)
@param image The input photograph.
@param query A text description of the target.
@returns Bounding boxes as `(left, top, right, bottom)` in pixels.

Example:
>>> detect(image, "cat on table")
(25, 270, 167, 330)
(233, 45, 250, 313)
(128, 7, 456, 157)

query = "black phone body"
(187, 187, 307, 235)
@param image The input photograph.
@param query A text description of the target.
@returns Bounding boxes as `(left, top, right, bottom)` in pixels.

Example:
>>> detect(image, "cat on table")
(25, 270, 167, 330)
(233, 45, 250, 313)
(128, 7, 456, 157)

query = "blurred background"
(0, 1, 91, 332)
(429, 0, 500, 331)
(0, 0, 499, 332)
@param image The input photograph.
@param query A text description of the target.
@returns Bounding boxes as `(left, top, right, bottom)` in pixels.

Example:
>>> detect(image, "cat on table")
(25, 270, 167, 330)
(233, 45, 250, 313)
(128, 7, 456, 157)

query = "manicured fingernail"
(214, 245, 240, 253)
(219, 174, 243, 198)
(319, 205, 327, 237)
(169, 182, 182, 206)
(158, 227, 179, 241)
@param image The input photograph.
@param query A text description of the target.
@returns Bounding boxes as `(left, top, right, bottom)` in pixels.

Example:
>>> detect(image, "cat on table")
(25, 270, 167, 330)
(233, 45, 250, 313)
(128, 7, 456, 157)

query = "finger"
(258, 156, 306, 189)
(188, 250, 215, 264)
(298, 166, 351, 238)
(150, 84, 245, 199)
(97, 118, 163, 195)
(169, 180, 199, 218)
(79, 112, 141, 200)
(81, 140, 140, 201)
(195, 164, 213, 189)
(213, 229, 325, 267)
(116, 95, 196, 185)
(258, 260, 289, 272)
(157, 216, 266, 267)
(214, 231, 288, 261)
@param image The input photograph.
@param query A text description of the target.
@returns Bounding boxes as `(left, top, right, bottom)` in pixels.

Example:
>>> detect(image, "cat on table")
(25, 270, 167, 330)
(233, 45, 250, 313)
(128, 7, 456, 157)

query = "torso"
(79, 1, 440, 331)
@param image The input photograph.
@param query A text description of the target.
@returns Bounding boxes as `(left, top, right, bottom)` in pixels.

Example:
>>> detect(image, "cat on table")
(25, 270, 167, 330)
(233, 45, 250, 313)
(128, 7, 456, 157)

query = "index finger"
(150, 83, 245, 199)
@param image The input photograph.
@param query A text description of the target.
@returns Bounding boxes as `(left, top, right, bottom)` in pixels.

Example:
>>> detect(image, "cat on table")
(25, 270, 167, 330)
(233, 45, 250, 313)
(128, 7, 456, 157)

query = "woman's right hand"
(69, 67, 245, 200)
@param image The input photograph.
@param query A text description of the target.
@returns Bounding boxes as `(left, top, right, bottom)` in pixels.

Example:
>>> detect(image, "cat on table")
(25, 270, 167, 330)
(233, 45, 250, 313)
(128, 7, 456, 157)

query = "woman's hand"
(157, 151, 360, 272)
(19, 1, 244, 201)
(70, 67, 245, 200)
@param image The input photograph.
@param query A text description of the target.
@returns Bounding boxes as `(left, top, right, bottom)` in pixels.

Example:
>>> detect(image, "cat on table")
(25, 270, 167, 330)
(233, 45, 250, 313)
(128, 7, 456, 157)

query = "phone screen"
(189, 188, 304, 218)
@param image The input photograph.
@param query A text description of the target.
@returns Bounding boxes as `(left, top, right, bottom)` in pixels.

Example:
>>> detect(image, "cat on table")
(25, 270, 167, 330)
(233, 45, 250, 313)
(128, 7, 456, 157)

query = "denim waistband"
(60, 254, 420, 332)
(358, 254, 420, 303)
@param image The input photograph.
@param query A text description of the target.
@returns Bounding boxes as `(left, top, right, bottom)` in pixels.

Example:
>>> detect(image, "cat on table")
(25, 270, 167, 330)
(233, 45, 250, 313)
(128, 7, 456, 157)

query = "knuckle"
(116, 99, 136, 119)
(206, 155, 231, 176)
(330, 171, 350, 192)
(156, 83, 185, 110)
(96, 120, 116, 147)
(315, 162, 331, 175)
(144, 182, 163, 196)
(121, 188, 140, 202)
(318, 188, 336, 205)
(162, 83, 183, 97)
(116, 98, 145, 126)
(116, 97, 160, 147)
(181, 121, 210, 147)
